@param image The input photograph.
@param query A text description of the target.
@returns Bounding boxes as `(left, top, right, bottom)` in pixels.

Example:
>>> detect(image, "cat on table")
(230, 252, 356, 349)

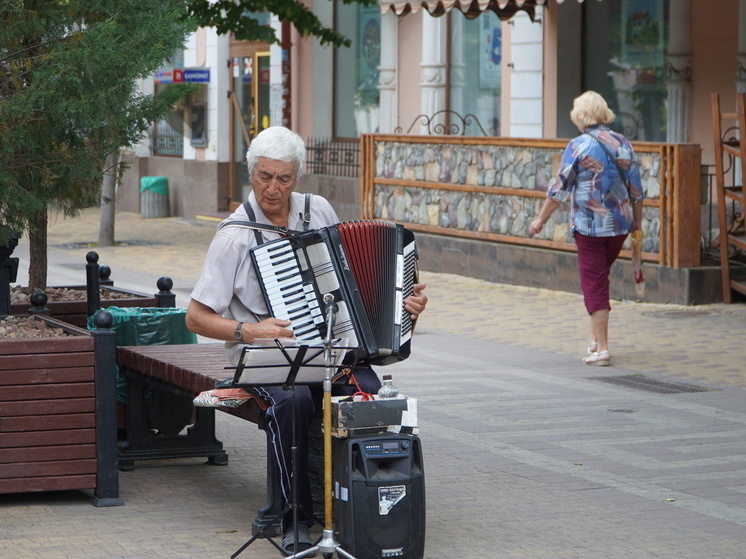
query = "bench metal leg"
(251, 424, 284, 537)
(118, 370, 229, 470)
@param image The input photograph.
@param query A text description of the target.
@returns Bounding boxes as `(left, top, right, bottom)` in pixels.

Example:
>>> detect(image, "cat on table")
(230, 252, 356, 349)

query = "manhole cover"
(55, 240, 161, 249)
(588, 375, 717, 394)
(641, 309, 729, 319)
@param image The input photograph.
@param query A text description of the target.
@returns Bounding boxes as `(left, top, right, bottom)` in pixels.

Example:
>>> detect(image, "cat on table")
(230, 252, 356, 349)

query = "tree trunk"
(98, 152, 119, 247)
(28, 209, 48, 290)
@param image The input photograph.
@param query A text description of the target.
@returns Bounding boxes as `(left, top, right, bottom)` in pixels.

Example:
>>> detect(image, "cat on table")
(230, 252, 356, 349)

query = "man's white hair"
(246, 126, 306, 178)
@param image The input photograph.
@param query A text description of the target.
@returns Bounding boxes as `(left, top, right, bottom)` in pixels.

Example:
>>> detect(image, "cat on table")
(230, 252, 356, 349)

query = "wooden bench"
(117, 343, 292, 536)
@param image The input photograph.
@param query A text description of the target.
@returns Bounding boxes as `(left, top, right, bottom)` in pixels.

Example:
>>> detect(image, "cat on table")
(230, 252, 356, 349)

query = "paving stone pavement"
(3, 208, 746, 558)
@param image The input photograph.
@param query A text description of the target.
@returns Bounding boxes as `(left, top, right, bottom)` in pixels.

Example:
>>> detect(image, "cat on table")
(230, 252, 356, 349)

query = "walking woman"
(529, 91, 644, 366)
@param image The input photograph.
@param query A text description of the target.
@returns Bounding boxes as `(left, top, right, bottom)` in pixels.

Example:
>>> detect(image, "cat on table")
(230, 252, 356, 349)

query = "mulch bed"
(5, 286, 142, 339)
(10, 286, 138, 304)
(0, 316, 72, 338)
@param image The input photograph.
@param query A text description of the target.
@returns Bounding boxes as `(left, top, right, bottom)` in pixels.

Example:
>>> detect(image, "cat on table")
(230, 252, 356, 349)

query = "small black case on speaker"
(333, 434, 425, 559)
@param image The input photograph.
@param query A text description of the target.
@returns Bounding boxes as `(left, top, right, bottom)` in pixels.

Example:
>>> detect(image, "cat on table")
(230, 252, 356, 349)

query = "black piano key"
(288, 308, 312, 321)
(282, 294, 306, 306)
(295, 325, 320, 338)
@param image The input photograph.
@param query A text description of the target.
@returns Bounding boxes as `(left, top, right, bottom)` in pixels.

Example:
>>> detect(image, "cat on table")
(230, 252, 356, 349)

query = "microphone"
(323, 292, 339, 315)
(322, 293, 338, 345)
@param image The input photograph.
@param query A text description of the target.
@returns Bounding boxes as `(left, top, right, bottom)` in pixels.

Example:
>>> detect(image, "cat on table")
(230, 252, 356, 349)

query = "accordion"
(250, 220, 418, 365)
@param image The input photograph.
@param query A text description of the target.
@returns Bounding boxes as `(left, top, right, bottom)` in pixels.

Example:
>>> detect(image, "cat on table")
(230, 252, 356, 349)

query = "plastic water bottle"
(378, 375, 399, 399)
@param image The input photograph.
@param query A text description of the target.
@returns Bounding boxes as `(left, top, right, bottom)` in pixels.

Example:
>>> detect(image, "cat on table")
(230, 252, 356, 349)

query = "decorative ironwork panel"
(305, 138, 360, 178)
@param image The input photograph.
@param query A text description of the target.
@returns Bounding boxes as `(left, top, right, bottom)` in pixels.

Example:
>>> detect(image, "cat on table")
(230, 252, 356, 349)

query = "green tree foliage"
(186, 0, 377, 48)
(0, 0, 195, 287)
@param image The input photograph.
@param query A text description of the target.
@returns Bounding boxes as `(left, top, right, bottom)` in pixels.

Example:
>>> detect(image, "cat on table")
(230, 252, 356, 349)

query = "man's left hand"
(404, 282, 428, 321)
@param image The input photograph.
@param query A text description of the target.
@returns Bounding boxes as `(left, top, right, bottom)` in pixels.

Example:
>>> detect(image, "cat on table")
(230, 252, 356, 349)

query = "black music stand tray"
(230, 338, 355, 559)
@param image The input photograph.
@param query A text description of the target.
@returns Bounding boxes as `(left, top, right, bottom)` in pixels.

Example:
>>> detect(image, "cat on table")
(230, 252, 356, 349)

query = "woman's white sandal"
(587, 342, 599, 355)
(583, 350, 610, 366)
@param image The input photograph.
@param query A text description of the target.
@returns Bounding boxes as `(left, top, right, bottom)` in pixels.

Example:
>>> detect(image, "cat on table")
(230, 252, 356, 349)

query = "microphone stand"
(287, 293, 357, 559)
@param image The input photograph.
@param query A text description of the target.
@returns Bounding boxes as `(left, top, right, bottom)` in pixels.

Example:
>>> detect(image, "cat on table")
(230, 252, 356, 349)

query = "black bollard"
(86, 251, 101, 319)
(28, 290, 50, 314)
(99, 264, 114, 287)
(154, 276, 176, 308)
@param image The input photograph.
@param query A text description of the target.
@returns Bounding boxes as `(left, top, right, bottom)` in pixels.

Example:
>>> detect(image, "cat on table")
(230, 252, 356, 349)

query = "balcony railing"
(305, 137, 360, 178)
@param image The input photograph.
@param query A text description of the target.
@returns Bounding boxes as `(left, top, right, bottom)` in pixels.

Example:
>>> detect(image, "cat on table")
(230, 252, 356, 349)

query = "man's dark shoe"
(281, 524, 315, 557)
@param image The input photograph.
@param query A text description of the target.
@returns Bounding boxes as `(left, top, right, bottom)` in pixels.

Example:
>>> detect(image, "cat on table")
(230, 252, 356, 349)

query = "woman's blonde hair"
(570, 91, 615, 131)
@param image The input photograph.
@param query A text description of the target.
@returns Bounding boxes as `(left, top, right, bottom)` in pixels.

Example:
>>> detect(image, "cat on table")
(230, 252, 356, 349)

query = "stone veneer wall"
(371, 141, 663, 255)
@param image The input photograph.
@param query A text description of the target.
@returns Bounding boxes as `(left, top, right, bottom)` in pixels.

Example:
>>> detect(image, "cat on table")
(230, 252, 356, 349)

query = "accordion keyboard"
(252, 238, 358, 347)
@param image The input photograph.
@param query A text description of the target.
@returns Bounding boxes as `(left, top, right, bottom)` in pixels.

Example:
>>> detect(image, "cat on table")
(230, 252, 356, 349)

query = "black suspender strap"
(302, 193, 312, 232)
(241, 201, 264, 245)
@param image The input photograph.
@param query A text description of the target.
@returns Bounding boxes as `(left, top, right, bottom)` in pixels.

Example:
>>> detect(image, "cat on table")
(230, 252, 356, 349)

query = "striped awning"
(379, 0, 545, 20)
(380, 0, 593, 20)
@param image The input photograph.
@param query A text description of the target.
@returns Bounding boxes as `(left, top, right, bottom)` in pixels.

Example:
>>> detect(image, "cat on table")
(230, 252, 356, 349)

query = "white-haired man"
(186, 126, 427, 555)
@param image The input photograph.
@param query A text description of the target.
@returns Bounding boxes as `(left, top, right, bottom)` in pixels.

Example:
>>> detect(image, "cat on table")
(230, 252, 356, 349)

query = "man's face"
(251, 157, 298, 224)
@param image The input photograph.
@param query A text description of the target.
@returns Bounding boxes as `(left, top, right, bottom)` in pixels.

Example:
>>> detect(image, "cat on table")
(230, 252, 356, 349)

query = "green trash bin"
(140, 176, 170, 218)
(88, 306, 197, 404)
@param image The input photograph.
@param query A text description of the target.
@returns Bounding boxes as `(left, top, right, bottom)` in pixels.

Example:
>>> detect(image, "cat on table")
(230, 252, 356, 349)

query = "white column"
(737, 0, 746, 93)
(666, 0, 691, 143)
(378, 11, 399, 133)
(269, 17, 284, 128)
(182, 33, 197, 160)
(420, 12, 447, 134)
(508, 8, 543, 138)
(209, 31, 230, 162)
(311, 5, 334, 137)
(449, 15, 466, 120)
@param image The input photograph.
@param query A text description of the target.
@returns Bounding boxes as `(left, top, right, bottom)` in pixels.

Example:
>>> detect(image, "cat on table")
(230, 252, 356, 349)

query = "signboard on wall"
(154, 69, 211, 83)
(479, 12, 501, 89)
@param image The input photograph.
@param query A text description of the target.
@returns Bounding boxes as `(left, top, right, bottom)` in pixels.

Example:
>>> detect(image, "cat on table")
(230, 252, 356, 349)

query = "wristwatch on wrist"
(233, 321, 245, 341)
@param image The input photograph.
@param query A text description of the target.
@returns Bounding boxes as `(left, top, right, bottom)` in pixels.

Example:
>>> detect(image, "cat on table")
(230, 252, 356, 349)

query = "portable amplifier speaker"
(333, 434, 425, 559)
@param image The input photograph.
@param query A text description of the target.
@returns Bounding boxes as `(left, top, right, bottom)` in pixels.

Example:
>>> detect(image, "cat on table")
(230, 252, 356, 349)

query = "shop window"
(448, 11, 501, 135)
(334, 3, 381, 138)
(152, 83, 184, 157)
(584, 0, 669, 141)
(189, 86, 208, 147)
(152, 49, 185, 157)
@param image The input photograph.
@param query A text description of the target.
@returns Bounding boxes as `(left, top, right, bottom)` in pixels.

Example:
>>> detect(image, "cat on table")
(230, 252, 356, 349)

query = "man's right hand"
(186, 299, 295, 343)
(246, 318, 295, 342)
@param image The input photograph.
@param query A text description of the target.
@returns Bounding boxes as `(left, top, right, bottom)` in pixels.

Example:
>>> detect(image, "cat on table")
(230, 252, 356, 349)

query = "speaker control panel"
(361, 438, 411, 459)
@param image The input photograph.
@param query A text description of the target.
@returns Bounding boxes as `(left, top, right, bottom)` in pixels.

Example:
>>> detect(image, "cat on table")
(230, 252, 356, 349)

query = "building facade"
(120, 0, 745, 222)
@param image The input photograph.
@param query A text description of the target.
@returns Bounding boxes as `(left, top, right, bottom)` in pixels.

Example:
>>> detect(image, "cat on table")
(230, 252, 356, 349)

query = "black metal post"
(0, 260, 11, 316)
(86, 251, 101, 318)
(0, 238, 19, 316)
(90, 309, 124, 507)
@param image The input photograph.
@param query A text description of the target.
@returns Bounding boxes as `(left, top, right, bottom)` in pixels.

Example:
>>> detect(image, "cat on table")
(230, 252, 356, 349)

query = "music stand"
(230, 338, 345, 558)
(231, 339, 340, 559)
